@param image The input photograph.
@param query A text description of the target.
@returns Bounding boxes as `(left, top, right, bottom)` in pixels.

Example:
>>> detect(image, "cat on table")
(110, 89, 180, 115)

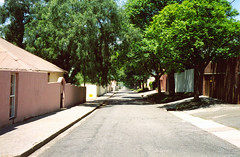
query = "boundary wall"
(0, 71, 86, 128)
(85, 84, 110, 100)
(174, 69, 194, 93)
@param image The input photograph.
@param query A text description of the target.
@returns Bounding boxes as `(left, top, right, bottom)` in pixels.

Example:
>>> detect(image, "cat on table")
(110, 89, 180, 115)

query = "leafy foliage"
(1, 0, 240, 97)
(125, 0, 183, 29)
(25, 0, 123, 85)
(121, 0, 183, 92)
(0, 0, 40, 48)
(114, 23, 149, 88)
(147, 0, 240, 100)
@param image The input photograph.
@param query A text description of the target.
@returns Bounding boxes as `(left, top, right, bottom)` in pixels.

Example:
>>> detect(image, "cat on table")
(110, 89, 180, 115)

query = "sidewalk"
(0, 92, 115, 157)
(136, 91, 240, 149)
(163, 96, 240, 149)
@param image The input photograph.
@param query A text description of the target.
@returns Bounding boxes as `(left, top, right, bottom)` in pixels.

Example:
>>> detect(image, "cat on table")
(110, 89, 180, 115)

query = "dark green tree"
(25, 0, 123, 86)
(0, 0, 41, 48)
(148, 0, 240, 101)
(125, 0, 183, 29)
(122, 0, 183, 93)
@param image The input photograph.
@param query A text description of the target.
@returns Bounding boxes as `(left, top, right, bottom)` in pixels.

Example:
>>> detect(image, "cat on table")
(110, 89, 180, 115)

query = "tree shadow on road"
(103, 98, 152, 106)
(158, 97, 224, 111)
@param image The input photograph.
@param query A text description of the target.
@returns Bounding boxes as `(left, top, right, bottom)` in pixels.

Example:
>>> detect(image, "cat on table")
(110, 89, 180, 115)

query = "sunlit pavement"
(35, 88, 240, 157)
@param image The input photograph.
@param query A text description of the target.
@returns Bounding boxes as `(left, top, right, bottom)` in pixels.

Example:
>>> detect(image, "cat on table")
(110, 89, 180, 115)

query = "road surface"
(35, 88, 240, 157)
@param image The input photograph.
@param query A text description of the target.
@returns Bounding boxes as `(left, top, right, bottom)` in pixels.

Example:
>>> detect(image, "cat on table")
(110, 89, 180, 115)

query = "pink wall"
(0, 71, 86, 128)
(14, 72, 61, 122)
(0, 71, 11, 126)
(64, 84, 86, 108)
(160, 75, 167, 92)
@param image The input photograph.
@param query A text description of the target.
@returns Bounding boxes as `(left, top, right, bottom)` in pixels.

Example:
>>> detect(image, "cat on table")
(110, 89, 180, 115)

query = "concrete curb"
(20, 92, 116, 157)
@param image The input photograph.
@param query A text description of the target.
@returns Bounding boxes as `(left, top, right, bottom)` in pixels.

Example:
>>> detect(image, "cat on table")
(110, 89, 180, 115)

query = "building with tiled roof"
(0, 38, 87, 128)
(0, 37, 66, 82)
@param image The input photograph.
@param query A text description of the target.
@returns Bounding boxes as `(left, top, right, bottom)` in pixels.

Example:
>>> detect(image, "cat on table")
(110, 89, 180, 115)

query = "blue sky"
(116, 0, 126, 7)
(228, 0, 240, 20)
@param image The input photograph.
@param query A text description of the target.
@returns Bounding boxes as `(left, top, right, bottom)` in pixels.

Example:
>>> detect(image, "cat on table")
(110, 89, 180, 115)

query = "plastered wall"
(0, 71, 86, 128)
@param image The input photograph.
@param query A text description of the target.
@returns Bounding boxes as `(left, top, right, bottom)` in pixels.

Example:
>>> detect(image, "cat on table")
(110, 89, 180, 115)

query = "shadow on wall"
(0, 72, 86, 128)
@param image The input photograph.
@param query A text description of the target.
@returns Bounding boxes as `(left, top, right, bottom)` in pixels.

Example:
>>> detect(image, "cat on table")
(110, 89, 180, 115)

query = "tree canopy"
(0, 0, 240, 100)
(125, 0, 183, 29)
(24, 0, 123, 86)
(147, 0, 240, 100)
(0, 0, 40, 48)
(121, 0, 183, 93)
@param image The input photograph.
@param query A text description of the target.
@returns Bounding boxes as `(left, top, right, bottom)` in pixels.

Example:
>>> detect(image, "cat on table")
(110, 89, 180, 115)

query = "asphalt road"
(36, 88, 240, 157)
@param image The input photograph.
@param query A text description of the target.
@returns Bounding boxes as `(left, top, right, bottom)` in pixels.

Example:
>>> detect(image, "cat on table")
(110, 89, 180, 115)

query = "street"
(36, 88, 240, 157)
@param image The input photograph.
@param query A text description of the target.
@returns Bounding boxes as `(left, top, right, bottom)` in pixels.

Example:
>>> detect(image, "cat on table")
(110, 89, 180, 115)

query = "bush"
(149, 81, 153, 89)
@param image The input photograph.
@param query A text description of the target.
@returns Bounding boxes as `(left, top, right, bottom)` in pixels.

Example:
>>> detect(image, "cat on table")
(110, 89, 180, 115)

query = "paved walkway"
(160, 96, 240, 149)
(0, 92, 115, 157)
(130, 91, 240, 150)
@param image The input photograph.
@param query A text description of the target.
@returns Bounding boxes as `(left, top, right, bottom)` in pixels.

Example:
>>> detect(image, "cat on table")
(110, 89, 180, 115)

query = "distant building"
(147, 75, 168, 92)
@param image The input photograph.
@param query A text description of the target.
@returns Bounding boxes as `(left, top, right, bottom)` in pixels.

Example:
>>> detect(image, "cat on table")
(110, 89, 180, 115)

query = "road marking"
(170, 111, 240, 148)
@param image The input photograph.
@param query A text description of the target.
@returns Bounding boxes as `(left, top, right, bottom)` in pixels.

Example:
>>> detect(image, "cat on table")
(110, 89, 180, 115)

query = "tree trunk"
(234, 58, 240, 103)
(193, 67, 204, 102)
(155, 74, 161, 95)
(83, 74, 86, 87)
(139, 81, 141, 89)
(168, 71, 175, 95)
(142, 80, 145, 90)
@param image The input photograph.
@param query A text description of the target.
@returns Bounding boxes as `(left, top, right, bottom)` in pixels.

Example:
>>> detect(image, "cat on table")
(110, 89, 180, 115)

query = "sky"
(228, 0, 240, 20)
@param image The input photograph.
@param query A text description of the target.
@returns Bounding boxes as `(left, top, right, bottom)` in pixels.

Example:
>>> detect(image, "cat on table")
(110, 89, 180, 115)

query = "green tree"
(114, 23, 149, 89)
(115, 23, 165, 92)
(0, 0, 40, 48)
(25, 0, 123, 85)
(125, 0, 183, 29)
(123, 0, 183, 94)
(87, 0, 123, 86)
(148, 0, 240, 101)
(25, 0, 78, 82)
(137, 38, 166, 93)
